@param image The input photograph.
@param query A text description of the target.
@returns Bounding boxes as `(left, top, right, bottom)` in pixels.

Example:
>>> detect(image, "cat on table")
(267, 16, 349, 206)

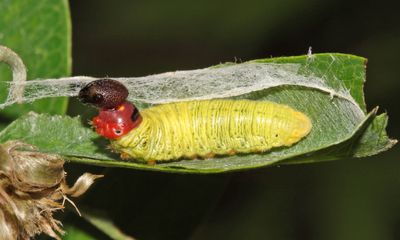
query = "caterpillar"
(79, 79, 312, 164)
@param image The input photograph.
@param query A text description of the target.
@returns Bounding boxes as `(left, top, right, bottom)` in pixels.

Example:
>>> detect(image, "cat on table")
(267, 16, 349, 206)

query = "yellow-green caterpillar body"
(111, 99, 312, 163)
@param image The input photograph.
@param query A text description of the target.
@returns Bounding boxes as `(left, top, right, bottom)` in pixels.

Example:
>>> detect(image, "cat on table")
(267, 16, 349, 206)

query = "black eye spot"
(114, 129, 122, 135)
(78, 79, 129, 109)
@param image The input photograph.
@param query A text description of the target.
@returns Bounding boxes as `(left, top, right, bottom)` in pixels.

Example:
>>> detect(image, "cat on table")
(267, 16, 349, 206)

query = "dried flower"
(0, 141, 103, 240)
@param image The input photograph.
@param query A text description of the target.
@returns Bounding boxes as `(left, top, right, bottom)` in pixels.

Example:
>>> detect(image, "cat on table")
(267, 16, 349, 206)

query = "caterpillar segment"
(110, 99, 312, 163)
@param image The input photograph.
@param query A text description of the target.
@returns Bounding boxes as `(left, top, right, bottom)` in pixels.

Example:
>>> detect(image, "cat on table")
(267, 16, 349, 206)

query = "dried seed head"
(0, 141, 65, 192)
(0, 141, 103, 240)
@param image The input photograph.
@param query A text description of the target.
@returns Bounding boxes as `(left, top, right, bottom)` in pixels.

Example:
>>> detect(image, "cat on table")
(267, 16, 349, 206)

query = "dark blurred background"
(67, 0, 399, 239)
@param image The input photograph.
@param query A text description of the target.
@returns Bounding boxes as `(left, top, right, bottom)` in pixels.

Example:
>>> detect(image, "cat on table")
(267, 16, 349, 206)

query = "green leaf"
(254, 53, 368, 112)
(0, 0, 71, 123)
(62, 225, 96, 240)
(60, 214, 135, 240)
(0, 54, 395, 173)
(83, 213, 135, 240)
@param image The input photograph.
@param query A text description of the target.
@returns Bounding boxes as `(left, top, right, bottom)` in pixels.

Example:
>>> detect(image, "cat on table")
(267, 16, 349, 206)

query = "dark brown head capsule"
(79, 79, 129, 109)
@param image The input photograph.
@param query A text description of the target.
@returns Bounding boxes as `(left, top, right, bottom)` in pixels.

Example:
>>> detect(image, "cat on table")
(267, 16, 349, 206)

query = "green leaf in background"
(0, 0, 71, 127)
(0, 53, 395, 173)
(62, 225, 96, 240)
(83, 213, 135, 240)
(61, 214, 134, 240)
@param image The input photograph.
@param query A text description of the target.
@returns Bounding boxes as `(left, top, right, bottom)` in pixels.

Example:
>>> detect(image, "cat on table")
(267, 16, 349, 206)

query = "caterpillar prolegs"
(112, 99, 312, 162)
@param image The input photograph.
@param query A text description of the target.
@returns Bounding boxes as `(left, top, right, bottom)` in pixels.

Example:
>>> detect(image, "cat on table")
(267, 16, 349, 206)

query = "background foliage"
(1, 0, 399, 239)
(0, 0, 71, 126)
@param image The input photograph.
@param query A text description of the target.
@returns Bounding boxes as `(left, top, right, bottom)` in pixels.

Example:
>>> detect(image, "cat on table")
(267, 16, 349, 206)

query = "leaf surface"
(0, 0, 71, 125)
(0, 54, 395, 173)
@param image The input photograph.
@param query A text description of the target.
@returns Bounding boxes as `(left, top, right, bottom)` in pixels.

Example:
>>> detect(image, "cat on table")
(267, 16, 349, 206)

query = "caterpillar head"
(92, 101, 142, 139)
(79, 79, 142, 139)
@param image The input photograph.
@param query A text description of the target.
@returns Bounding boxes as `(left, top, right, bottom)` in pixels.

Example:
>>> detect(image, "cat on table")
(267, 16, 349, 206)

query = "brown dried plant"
(0, 141, 103, 240)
